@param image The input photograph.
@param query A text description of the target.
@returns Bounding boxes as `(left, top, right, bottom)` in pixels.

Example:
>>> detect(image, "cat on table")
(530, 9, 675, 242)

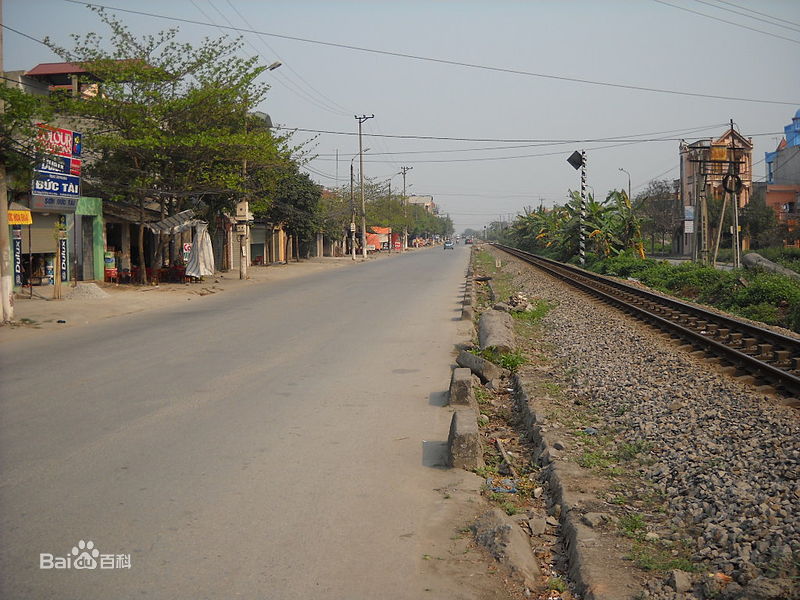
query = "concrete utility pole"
(400, 166, 412, 252)
(0, 0, 14, 322)
(356, 114, 373, 259)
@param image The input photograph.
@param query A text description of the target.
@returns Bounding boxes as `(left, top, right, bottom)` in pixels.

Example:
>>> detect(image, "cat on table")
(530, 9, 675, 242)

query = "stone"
(545, 516, 559, 527)
(471, 508, 542, 590)
(492, 302, 511, 312)
(478, 309, 515, 354)
(553, 440, 566, 451)
(581, 512, 607, 529)
(667, 570, 692, 593)
(456, 349, 506, 384)
(528, 518, 547, 535)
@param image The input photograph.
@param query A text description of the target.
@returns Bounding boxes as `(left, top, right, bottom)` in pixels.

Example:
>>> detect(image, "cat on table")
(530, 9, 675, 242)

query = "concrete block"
(456, 349, 506, 383)
(449, 367, 475, 406)
(461, 305, 474, 322)
(448, 409, 484, 470)
(478, 309, 515, 354)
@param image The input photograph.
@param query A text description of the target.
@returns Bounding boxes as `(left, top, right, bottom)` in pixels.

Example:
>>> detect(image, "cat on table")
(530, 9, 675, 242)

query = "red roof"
(25, 62, 91, 77)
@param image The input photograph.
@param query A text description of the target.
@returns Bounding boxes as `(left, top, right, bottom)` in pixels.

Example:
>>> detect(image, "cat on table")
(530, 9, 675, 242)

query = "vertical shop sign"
(60, 238, 68, 282)
(12, 227, 23, 286)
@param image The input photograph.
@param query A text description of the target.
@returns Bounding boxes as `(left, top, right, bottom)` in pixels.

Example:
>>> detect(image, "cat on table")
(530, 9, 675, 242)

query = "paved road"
(0, 246, 472, 599)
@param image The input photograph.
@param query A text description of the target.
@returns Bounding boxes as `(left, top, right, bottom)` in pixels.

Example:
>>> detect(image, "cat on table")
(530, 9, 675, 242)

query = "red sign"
(37, 124, 74, 157)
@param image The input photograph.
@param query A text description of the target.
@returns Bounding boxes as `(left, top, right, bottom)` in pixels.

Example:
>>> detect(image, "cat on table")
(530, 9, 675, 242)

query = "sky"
(3, 0, 799, 234)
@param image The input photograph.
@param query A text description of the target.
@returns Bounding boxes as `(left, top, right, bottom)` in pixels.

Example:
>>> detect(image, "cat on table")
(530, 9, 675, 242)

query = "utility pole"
(356, 114, 373, 259)
(349, 159, 356, 260)
(0, 0, 13, 322)
(400, 166, 412, 252)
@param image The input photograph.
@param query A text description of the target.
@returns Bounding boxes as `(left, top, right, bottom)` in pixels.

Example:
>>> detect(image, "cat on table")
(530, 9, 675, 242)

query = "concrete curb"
(511, 374, 642, 600)
(449, 367, 476, 408)
(447, 408, 484, 470)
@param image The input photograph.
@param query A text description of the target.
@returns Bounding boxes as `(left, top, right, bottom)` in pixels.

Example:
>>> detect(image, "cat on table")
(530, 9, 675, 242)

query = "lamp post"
(239, 61, 282, 279)
(619, 167, 631, 203)
(355, 114, 374, 259)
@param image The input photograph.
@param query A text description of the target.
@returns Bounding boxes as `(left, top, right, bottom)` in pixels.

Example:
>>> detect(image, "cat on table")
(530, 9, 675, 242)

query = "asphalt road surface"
(0, 246, 474, 599)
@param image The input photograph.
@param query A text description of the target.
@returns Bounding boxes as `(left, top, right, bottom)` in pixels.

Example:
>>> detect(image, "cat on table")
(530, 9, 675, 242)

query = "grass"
(547, 576, 568, 592)
(626, 541, 700, 573)
(618, 513, 647, 539)
(473, 347, 527, 373)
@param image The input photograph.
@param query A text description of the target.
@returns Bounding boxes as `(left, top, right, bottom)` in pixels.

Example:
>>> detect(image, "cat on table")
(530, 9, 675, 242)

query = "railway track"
(492, 243, 800, 400)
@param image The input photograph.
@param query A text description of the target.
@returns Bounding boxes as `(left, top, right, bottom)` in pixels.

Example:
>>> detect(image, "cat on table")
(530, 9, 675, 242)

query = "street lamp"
(619, 168, 631, 202)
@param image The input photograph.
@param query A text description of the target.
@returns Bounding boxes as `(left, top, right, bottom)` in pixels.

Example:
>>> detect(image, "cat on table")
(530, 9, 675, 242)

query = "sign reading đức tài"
(32, 124, 82, 213)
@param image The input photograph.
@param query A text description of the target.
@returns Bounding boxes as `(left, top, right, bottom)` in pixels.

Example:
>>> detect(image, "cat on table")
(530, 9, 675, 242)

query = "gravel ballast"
(497, 250, 799, 600)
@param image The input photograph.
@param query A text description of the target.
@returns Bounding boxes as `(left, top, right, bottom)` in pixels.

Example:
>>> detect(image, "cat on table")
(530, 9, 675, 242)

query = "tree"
(265, 166, 321, 261)
(1, 81, 54, 321)
(741, 186, 782, 249)
(45, 7, 288, 282)
(636, 179, 675, 252)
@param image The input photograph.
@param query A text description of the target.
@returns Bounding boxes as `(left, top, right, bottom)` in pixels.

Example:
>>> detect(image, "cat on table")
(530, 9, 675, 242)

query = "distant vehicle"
(464, 238, 473, 245)
(443, 240, 454, 250)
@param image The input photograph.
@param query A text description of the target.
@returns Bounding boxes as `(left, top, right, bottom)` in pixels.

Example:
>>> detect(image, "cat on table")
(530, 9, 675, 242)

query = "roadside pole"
(356, 114, 373, 259)
(0, 2, 13, 322)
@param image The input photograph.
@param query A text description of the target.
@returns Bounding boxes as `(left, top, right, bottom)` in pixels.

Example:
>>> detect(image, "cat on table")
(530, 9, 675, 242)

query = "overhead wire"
(192, 0, 351, 117)
(710, 0, 800, 28)
(57, 2, 800, 105)
(651, 0, 800, 45)
(694, 0, 800, 33)
(224, 0, 352, 117)
(217, 0, 352, 117)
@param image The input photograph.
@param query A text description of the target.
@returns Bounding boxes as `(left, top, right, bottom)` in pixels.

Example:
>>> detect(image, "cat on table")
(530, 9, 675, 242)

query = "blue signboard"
(37, 155, 80, 176)
(32, 172, 80, 200)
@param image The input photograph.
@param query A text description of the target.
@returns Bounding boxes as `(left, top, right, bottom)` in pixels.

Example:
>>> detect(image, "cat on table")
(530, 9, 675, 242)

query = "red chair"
(104, 268, 119, 284)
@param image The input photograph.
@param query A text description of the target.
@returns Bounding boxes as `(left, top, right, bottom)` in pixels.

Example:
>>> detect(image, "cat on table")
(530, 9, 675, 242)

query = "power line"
(57, 1, 800, 105)
(307, 123, 730, 156)
(219, 0, 352, 117)
(276, 123, 754, 144)
(705, 0, 800, 28)
(695, 0, 800, 33)
(652, 0, 800, 45)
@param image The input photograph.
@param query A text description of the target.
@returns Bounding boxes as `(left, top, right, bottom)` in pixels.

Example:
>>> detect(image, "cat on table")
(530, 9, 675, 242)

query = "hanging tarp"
(185, 222, 215, 278)
(145, 209, 197, 235)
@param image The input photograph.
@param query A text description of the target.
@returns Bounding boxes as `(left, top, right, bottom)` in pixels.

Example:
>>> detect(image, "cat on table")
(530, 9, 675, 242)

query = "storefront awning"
(8, 202, 32, 225)
(145, 210, 198, 235)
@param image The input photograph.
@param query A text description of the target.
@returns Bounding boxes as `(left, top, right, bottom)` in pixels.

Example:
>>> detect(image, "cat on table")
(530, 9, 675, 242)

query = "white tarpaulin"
(185, 222, 215, 278)
(145, 209, 197, 235)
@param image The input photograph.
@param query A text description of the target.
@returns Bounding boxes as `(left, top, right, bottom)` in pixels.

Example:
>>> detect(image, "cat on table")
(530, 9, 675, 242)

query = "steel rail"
(492, 244, 800, 396)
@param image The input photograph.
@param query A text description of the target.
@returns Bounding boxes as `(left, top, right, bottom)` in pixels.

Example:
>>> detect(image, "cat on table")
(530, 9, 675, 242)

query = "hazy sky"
(4, 0, 799, 233)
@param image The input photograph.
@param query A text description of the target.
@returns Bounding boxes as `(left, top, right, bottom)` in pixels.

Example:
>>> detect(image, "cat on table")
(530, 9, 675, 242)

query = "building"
(763, 110, 800, 240)
(407, 195, 437, 214)
(675, 124, 753, 258)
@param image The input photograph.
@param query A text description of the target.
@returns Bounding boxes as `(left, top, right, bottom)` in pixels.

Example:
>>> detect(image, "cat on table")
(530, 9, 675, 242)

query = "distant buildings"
(762, 110, 800, 236)
(407, 195, 437, 214)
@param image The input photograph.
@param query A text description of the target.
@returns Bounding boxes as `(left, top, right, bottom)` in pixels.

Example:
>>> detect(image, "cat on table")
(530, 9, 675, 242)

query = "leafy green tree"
(0, 84, 53, 190)
(742, 185, 782, 249)
(636, 179, 675, 252)
(265, 166, 321, 261)
(44, 7, 288, 281)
